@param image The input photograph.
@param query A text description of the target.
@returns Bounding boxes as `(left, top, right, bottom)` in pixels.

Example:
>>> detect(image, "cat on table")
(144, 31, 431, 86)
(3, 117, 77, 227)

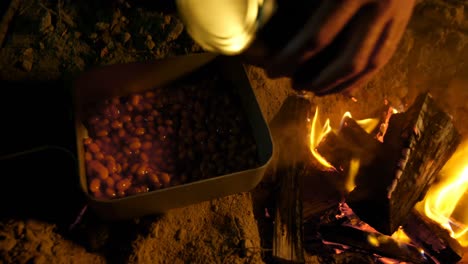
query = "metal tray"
(73, 53, 273, 220)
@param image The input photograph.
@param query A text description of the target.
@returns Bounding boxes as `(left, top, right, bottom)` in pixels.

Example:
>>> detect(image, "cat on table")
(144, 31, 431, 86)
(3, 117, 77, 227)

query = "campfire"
(271, 92, 465, 264)
(417, 140, 468, 248)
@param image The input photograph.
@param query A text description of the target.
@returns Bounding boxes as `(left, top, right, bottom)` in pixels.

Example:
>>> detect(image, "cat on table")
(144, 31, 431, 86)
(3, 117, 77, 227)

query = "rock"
(211, 203, 219, 213)
(33, 255, 47, 264)
(147, 41, 156, 50)
(450, 6, 465, 25)
(38, 239, 54, 255)
(25, 229, 37, 241)
(39, 11, 53, 33)
(111, 24, 121, 35)
(146, 35, 155, 50)
(23, 48, 34, 59)
(446, 31, 466, 52)
(102, 31, 112, 45)
(162, 15, 171, 30)
(16, 221, 25, 236)
(95, 22, 110, 31)
(0, 232, 16, 252)
(89, 33, 98, 40)
(174, 229, 186, 241)
(166, 20, 184, 42)
(73, 31, 82, 39)
(107, 41, 115, 50)
(239, 239, 254, 258)
(123, 32, 131, 43)
(60, 10, 77, 28)
(100, 47, 109, 58)
(164, 15, 171, 25)
(113, 8, 122, 20)
(21, 48, 34, 72)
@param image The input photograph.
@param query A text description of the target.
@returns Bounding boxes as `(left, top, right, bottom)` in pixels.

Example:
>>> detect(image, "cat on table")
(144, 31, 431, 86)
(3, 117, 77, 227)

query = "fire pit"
(268, 91, 468, 264)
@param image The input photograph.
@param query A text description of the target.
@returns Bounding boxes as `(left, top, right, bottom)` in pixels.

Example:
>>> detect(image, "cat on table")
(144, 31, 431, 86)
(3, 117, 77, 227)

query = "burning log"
(403, 210, 463, 264)
(316, 116, 383, 195)
(269, 96, 342, 262)
(318, 224, 432, 264)
(273, 166, 305, 263)
(347, 93, 461, 235)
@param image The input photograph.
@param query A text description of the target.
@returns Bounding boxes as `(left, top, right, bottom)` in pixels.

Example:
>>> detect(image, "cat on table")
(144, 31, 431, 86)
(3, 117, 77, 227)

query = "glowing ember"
(418, 140, 468, 246)
(309, 107, 334, 169)
(340, 112, 379, 193)
(391, 226, 411, 244)
(346, 158, 360, 193)
(308, 107, 379, 186)
(356, 118, 380, 134)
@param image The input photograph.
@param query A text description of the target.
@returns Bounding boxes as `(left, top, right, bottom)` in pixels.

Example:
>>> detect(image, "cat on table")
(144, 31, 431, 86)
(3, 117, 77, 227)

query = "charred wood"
(269, 95, 312, 263)
(318, 224, 432, 264)
(315, 116, 382, 198)
(273, 166, 305, 263)
(347, 93, 461, 234)
(404, 210, 463, 264)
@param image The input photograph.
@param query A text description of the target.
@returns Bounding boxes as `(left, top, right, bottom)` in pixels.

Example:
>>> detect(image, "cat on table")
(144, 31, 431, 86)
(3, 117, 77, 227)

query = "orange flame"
(417, 140, 468, 246)
(308, 108, 379, 184)
(309, 107, 334, 169)
(391, 226, 412, 244)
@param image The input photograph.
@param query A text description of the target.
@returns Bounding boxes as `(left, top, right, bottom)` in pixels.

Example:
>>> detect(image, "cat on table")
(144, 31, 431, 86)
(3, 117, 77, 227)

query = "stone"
(123, 32, 131, 43)
(166, 20, 184, 42)
(101, 31, 112, 45)
(164, 15, 171, 25)
(107, 41, 115, 50)
(100, 47, 109, 58)
(39, 11, 53, 33)
(174, 229, 186, 241)
(146, 39, 155, 50)
(73, 31, 82, 39)
(239, 239, 254, 258)
(89, 33, 98, 40)
(21, 48, 34, 72)
(95, 22, 110, 31)
(0, 232, 16, 252)
(15, 221, 25, 236)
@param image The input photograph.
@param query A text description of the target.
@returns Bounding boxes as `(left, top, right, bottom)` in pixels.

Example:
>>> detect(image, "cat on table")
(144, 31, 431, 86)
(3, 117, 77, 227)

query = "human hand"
(265, 0, 416, 96)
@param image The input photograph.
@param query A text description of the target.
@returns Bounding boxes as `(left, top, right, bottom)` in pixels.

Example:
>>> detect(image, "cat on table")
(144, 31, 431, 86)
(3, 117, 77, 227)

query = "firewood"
(269, 96, 341, 263)
(318, 224, 432, 264)
(315, 117, 383, 196)
(269, 95, 311, 263)
(403, 210, 463, 264)
(273, 166, 305, 263)
(347, 93, 461, 235)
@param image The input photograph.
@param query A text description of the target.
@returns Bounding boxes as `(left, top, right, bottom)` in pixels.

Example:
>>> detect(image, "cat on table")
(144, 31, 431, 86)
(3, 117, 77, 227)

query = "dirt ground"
(0, 0, 467, 263)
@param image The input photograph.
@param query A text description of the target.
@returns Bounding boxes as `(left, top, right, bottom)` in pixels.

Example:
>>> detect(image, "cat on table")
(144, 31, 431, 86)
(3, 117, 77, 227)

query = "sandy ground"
(0, 0, 467, 263)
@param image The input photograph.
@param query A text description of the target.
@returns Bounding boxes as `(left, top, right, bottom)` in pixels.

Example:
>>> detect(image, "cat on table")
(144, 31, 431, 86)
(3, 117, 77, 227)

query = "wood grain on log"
(269, 95, 311, 263)
(348, 93, 461, 235)
(273, 167, 305, 263)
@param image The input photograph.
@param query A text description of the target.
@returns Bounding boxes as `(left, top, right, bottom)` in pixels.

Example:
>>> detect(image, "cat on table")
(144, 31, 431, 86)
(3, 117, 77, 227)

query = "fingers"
(293, 0, 416, 95)
(266, 0, 367, 77)
(294, 4, 389, 93)
(368, 0, 415, 68)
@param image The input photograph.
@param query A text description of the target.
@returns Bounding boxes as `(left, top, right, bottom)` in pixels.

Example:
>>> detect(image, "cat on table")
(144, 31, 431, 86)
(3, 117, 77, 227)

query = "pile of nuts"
(82, 76, 259, 199)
